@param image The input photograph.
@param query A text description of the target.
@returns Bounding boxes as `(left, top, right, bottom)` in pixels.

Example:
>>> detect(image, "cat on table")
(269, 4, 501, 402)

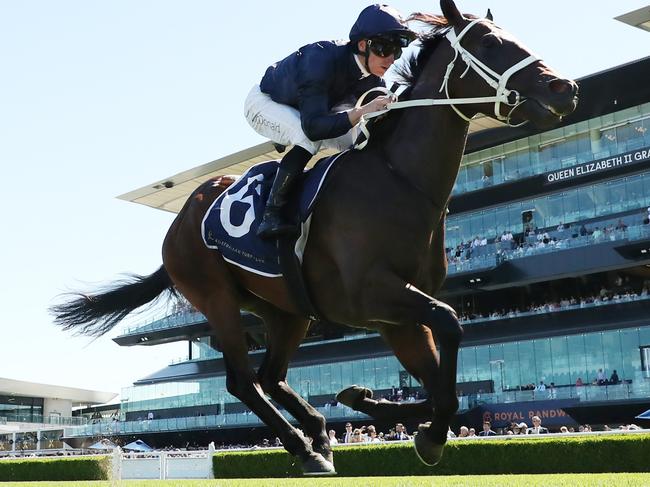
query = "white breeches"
(244, 84, 356, 155)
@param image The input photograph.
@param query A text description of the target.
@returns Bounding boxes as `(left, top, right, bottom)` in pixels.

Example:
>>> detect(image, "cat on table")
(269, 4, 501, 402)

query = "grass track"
(3, 474, 650, 486)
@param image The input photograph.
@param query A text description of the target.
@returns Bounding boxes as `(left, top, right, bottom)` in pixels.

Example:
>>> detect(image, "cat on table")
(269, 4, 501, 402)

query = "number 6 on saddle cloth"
(202, 151, 346, 278)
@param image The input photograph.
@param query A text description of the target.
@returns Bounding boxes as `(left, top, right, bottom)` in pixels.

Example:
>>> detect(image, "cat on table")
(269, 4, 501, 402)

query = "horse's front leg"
(256, 307, 332, 464)
(358, 280, 463, 466)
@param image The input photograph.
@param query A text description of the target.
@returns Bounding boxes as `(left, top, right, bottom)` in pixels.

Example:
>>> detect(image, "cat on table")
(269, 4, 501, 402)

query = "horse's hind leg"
(200, 290, 334, 475)
(256, 308, 331, 464)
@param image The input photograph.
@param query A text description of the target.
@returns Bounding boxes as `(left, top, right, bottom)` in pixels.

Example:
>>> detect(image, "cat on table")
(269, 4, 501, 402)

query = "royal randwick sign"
(470, 399, 579, 428)
(544, 146, 650, 185)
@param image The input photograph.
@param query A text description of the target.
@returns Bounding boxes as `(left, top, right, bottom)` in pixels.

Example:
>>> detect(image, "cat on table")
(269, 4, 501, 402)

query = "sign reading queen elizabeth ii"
(544, 146, 650, 185)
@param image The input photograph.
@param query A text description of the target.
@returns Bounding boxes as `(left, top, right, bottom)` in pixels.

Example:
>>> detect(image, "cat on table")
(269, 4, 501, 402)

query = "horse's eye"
(481, 34, 502, 48)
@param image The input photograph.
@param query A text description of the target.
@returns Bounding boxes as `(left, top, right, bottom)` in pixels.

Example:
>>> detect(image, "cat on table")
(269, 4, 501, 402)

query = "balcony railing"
(458, 381, 650, 410)
(64, 406, 370, 438)
(0, 414, 87, 426)
(66, 382, 649, 438)
(119, 310, 207, 337)
(447, 223, 650, 275)
(460, 293, 650, 327)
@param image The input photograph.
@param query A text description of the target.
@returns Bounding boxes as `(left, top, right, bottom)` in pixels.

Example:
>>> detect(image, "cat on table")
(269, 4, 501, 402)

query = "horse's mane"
(392, 13, 452, 87)
(362, 12, 478, 149)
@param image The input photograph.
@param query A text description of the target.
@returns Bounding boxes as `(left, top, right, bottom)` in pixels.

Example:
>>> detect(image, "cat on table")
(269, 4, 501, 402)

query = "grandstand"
(63, 55, 650, 448)
(0, 377, 116, 453)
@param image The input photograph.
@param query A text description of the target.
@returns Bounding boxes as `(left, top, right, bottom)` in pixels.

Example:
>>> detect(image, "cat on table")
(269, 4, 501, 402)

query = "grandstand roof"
(118, 116, 504, 214)
(0, 377, 117, 406)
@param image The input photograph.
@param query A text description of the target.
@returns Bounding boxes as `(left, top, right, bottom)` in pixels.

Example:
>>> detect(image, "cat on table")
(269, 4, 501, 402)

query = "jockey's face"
(357, 39, 397, 77)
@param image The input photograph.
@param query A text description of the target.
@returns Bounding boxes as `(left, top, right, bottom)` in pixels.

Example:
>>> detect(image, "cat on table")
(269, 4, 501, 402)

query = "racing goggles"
(367, 36, 409, 59)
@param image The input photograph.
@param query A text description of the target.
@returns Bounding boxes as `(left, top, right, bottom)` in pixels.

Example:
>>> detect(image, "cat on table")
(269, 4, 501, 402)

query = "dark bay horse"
(52, 0, 577, 474)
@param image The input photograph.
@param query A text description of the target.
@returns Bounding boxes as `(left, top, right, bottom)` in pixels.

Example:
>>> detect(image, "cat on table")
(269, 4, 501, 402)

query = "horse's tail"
(50, 265, 177, 337)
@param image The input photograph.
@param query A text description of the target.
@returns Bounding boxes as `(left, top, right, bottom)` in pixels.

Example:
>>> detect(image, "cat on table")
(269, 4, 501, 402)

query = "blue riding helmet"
(349, 4, 416, 47)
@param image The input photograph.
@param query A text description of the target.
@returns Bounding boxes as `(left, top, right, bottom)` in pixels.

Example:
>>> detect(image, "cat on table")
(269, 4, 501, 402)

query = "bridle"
(354, 17, 539, 150)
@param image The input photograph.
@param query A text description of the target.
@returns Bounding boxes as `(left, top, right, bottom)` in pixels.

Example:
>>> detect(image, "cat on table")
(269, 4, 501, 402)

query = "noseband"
(354, 17, 539, 150)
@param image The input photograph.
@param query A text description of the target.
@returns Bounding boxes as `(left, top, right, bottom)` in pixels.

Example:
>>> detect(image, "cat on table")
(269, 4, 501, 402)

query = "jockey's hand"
(362, 95, 393, 115)
(347, 95, 393, 126)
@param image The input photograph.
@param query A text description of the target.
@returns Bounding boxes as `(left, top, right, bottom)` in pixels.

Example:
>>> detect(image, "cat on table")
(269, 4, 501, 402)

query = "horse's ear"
(486, 8, 493, 21)
(440, 0, 463, 25)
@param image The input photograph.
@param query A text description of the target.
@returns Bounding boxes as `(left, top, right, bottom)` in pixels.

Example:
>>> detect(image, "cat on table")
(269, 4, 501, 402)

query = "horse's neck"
(385, 47, 469, 212)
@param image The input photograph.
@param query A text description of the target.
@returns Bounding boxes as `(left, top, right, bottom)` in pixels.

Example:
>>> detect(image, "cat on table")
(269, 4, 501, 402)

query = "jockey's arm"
(296, 51, 391, 141)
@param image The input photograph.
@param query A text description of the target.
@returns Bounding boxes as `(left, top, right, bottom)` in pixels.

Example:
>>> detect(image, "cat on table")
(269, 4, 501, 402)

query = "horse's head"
(435, 0, 578, 128)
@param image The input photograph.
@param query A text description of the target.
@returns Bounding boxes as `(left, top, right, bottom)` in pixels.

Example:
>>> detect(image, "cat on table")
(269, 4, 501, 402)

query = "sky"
(0, 1, 648, 401)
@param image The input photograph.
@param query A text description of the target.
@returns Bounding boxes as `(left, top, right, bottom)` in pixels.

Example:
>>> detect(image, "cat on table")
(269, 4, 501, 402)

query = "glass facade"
(446, 171, 650, 248)
(453, 103, 650, 195)
(116, 325, 650, 421)
(0, 396, 43, 423)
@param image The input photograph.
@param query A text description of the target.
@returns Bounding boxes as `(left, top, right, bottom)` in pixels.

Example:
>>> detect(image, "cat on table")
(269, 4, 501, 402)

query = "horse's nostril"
(549, 78, 575, 95)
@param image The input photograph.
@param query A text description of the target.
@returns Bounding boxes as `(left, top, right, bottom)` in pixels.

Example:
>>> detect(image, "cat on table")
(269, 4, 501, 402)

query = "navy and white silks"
(244, 40, 385, 154)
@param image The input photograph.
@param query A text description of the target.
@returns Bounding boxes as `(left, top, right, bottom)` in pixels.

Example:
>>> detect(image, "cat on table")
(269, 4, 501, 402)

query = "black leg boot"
(257, 146, 312, 239)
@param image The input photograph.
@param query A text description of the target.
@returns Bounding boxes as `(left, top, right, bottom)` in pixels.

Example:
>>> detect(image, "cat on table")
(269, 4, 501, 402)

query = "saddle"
(202, 151, 346, 276)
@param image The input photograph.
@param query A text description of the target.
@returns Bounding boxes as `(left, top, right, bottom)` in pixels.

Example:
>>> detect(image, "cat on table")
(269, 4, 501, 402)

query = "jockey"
(245, 4, 416, 238)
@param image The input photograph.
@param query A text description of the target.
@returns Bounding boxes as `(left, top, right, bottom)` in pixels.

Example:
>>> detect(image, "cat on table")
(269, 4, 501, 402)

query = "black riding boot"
(257, 145, 312, 239)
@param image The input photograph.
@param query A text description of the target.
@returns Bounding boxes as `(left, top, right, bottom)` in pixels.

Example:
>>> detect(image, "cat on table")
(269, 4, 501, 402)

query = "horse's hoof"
(413, 423, 445, 466)
(335, 385, 373, 409)
(302, 452, 336, 476)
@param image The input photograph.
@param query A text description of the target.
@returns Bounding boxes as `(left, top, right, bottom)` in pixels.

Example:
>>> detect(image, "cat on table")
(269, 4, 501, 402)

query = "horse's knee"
(437, 395, 459, 416)
(226, 374, 256, 401)
(258, 374, 280, 396)
(305, 410, 327, 433)
(430, 305, 463, 344)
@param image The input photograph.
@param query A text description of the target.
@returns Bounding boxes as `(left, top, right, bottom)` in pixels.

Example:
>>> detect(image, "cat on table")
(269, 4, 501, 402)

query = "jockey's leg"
(257, 145, 312, 238)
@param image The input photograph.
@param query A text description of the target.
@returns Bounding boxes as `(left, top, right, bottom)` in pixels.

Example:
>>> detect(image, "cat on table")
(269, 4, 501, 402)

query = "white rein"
(354, 18, 539, 150)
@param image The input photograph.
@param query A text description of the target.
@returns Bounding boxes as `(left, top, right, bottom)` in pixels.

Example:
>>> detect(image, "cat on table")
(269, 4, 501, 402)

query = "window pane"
(567, 334, 587, 384)
(602, 330, 623, 383)
(534, 339, 552, 386)
(503, 342, 520, 391)
(550, 336, 570, 386)
(619, 328, 640, 381)
(584, 333, 604, 385)
(517, 341, 536, 386)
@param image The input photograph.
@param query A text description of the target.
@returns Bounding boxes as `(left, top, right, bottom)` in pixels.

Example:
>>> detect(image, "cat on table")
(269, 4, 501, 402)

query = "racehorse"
(51, 0, 577, 475)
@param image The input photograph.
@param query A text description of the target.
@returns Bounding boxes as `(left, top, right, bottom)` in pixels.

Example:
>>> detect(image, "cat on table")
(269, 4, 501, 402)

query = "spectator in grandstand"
(478, 420, 497, 436)
(343, 422, 354, 443)
(350, 428, 365, 443)
(516, 422, 528, 434)
(547, 382, 557, 399)
(596, 368, 606, 385)
(559, 426, 569, 433)
(458, 426, 469, 437)
(527, 416, 549, 434)
(575, 377, 584, 387)
(394, 422, 410, 440)
(366, 425, 382, 443)
(328, 429, 339, 445)
(609, 369, 620, 384)
(468, 428, 477, 437)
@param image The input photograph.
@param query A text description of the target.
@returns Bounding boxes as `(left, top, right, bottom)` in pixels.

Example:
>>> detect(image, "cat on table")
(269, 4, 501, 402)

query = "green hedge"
(213, 434, 650, 478)
(0, 455, 110, 481)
